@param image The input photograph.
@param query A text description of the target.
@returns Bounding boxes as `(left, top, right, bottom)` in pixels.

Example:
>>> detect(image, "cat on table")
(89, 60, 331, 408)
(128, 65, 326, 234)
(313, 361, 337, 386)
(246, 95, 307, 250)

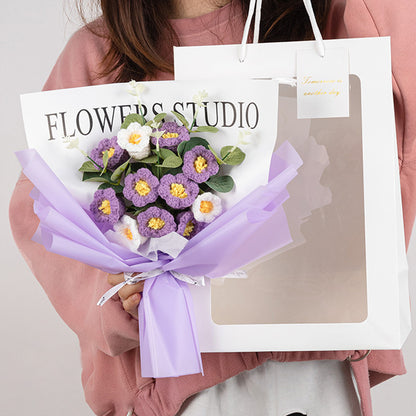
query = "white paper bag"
(174, 20, 410, 350)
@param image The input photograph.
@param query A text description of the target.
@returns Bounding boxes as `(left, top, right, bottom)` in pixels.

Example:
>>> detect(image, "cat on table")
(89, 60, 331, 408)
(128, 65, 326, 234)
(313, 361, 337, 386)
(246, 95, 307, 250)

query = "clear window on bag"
(211, 75, 368, 324)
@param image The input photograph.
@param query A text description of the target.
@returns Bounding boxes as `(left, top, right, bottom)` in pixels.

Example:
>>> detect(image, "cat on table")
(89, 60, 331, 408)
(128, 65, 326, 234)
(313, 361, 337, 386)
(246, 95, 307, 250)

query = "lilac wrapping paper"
(16, 141, 302, 378)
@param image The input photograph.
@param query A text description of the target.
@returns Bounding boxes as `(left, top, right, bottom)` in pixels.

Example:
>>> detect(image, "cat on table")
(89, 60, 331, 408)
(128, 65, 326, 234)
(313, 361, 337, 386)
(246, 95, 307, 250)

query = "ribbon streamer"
(97, 268, 245, 306)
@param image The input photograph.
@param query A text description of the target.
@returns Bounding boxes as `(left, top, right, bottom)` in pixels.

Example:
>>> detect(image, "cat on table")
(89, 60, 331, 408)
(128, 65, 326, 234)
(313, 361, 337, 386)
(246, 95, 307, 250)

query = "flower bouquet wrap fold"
(16, 139, 301, 378)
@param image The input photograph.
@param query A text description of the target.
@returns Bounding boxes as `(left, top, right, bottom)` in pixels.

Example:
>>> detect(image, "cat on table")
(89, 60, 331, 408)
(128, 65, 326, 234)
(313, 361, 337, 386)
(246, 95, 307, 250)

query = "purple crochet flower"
(182, 145, 219, 183)
(158, 173, 199, 209)
(123, 168, 159, 207)
(137, 206, 177, 238)
(177, 211, 204, 240)
(90, 188, 125, 225)
(90, 137, 128, 170)
(151, 121, 190, 148)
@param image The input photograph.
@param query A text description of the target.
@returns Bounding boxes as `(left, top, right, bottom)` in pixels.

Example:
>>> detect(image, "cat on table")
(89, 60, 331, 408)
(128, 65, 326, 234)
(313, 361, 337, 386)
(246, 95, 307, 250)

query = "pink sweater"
(9, 1, 415, 415)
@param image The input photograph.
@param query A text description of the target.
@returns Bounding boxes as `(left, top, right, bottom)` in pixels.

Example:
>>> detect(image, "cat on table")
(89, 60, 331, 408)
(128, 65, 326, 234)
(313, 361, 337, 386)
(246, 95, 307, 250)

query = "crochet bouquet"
(17, 81, 302, 377)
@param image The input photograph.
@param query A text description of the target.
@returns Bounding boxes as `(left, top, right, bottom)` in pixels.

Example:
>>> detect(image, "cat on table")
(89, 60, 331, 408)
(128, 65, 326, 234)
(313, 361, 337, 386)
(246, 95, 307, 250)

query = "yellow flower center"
(99, 200, 111, 215)
(200, 200, 213, 214)
(194, 156, 208, 174)
(183, 221, 195, 237)
(135, 180, 151, 196)
(102, 147, 115, 159)
(162, 132, 179, 139)
(148, 217, 165, 230)
(129, 133, 142, 145)
(123, 227, 133, 241)
(170, 183, 188, 199)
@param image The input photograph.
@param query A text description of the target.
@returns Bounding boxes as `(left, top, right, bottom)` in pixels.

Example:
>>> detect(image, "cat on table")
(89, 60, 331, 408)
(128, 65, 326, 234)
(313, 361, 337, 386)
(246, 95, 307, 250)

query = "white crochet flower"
(113, 215, 147, 252)
(128, 80, 145, 97)
(117, 122, 152, 160)
(63, 136, 80, 149)
(150, 120, 161, 129)
(193, 90, 208, 108)
(192, 192, 222, 223)
(237, 129, 252, 146)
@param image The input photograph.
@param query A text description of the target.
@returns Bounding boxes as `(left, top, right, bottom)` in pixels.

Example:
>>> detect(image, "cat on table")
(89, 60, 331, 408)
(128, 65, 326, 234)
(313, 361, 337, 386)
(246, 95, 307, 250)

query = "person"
(9, 0, 416, 415)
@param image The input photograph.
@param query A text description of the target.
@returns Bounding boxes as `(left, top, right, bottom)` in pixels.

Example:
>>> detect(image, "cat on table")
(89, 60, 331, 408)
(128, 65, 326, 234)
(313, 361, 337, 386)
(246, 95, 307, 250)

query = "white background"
(1, 1, 415, 414)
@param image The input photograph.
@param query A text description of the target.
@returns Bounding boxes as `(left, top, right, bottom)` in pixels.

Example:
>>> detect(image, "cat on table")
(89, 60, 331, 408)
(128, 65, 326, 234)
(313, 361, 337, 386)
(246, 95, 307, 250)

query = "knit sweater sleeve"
(9, 24, 139, 357)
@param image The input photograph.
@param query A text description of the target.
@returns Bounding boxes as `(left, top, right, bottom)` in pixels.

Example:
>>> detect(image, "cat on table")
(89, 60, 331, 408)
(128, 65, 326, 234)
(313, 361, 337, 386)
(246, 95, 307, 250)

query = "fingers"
(107, 273, 124, 285)
(118, 281, 145, 301)
(122, 293, 141, 319)
(107, 272, 144, 300)
(107, 272, 142, 287)
(106, 273, 144, 320)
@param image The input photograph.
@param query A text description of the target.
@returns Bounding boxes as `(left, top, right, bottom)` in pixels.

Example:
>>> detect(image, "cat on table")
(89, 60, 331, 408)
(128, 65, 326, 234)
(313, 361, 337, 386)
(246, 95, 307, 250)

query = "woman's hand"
(107, 273, 145, 320)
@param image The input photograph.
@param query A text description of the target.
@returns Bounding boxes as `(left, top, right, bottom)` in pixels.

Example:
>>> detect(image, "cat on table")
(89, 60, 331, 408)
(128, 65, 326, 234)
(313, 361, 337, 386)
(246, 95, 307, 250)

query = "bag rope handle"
(239, 0, 325, 62)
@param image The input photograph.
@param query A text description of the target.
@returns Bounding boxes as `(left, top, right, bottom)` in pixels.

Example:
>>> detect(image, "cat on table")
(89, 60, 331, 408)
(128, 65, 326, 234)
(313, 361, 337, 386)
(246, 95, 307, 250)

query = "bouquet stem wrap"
(139, 274, 202, 377)
(16, 141, 302, 378)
